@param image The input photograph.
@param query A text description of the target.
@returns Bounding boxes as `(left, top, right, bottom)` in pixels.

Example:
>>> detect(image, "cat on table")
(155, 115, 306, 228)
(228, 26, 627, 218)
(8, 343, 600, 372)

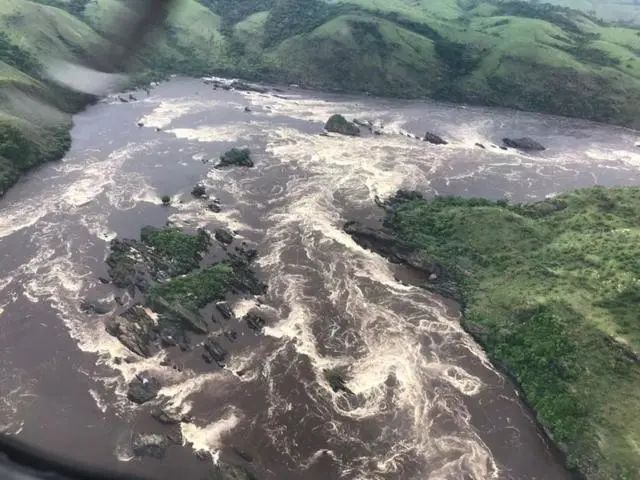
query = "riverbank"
(347, 187, 640, 479)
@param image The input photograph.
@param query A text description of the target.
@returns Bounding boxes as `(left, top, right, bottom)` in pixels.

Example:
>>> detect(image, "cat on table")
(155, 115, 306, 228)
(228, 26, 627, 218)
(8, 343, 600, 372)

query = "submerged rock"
(324, 114, 360, 136)
(324, 369, 354, 395)
(210, 463, 258, 480)
(127, 374, 161, 404)
(217, 148, 253, 168)
(151, 407, 187, 425)
(208, 201, 222, 213)
(192, 184, 207, 198)
(132, 433, 168, 459)
(423, 132, 448, 145)
(502, 137, 546, 151)
(80, 298, 113, 315)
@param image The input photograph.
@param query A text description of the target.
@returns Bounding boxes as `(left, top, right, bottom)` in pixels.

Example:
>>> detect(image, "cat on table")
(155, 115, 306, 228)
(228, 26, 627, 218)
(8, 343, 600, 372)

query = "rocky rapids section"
(100, 224, 268, 478)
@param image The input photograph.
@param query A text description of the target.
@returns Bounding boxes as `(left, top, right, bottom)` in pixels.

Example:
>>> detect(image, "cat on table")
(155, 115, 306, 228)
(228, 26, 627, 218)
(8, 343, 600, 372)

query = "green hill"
(2, 0, 640, 193)
(371, 187, 640, 479)
(532, 0, 640, 25)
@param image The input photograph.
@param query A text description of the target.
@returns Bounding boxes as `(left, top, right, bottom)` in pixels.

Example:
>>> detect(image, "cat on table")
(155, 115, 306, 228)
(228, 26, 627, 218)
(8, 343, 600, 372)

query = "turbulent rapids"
(1, 78, 639, 480)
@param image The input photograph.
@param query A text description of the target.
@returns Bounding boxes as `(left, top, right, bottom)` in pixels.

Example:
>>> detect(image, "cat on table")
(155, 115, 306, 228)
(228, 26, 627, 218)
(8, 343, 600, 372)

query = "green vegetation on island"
(217, 147, 254, 168)
(358, 187, 640, 479)
(106, 225, 265, 355)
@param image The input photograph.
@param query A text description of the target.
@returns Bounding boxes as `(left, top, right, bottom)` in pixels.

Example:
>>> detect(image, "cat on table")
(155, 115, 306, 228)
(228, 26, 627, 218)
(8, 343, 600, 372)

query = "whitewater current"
(0, 77, 639, 479)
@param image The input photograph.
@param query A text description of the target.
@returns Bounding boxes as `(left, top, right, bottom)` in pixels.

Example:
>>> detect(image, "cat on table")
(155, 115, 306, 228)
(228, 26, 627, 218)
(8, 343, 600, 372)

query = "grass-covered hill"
(2, 0, 640, 193)
(375, 187, 640, 479)
(533, 0, 640, 25)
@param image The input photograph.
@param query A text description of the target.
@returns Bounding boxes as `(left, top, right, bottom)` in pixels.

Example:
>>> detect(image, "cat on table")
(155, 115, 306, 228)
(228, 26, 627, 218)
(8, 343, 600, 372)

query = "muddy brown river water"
(1, 77, 639, 479)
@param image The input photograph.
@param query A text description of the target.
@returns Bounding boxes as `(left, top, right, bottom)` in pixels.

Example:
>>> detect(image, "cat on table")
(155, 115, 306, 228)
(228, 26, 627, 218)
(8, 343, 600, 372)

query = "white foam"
(167, 123, 259, 143)
(181, 410, 241, 459)
(139, 98, 230, 129)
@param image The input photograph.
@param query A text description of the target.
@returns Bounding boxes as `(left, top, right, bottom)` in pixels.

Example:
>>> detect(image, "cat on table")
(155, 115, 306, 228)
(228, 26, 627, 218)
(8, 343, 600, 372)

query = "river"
(0, 77, 639, 480)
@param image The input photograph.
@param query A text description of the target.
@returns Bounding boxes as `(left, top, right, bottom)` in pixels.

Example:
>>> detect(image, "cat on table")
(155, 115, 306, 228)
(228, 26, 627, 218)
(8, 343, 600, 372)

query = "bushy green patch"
(217, 147, 253, 168)
(148, 263, 234, 312)
(140, 226, 211, 275)
(383, 187, 640, 479)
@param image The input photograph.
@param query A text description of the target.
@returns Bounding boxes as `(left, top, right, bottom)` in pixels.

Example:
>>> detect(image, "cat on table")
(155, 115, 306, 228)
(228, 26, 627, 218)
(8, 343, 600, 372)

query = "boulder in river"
(217, 148, 254, 168)
(204, 337, 228, 364)
(215, 228, 234, 245)
(423, 132, 448, 145)
(502, 137, 546, 151)
(127, 374, 161, 404)
(324, 114, 360, 136)
(208, 201, 222, 213)
(216, 301, 234, 320)
(132, 433, 168, 459)
(106, 306, 159, 358)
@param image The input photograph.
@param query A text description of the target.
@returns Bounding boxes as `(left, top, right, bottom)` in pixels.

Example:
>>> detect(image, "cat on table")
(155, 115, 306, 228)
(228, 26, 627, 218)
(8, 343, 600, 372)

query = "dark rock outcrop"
(127, 374, 161, 404)
(325, 115, 360, 136)
(423, 132, 448, 145)
(216, 301, 234, 320)
(132, 434, 168, 459)
(106, 306, 158, 358)
(344, 215, 459, 300)
(245, 312, 266, 332)
(204, 337, 228, 364)
(215, 228, 234, 245)
(502, 137, 546, 151)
